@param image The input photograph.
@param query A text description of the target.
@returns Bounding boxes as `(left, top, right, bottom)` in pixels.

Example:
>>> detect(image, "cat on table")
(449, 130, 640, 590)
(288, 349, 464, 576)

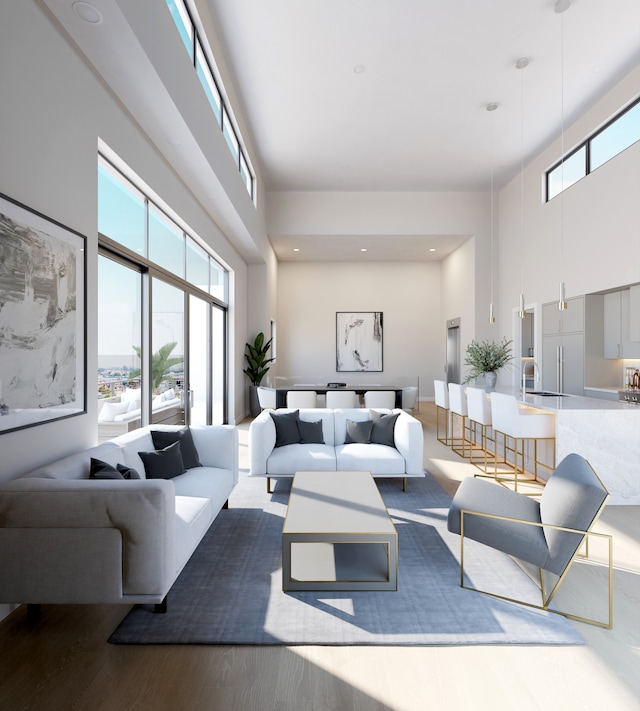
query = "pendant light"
(516, 57, 529, 319)
(487, 102, 498, 324)
(556, 0, 570, 310)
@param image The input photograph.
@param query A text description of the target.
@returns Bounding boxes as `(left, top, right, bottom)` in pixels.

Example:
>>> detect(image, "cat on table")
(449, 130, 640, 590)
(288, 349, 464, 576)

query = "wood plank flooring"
(0, 403, 638, 711)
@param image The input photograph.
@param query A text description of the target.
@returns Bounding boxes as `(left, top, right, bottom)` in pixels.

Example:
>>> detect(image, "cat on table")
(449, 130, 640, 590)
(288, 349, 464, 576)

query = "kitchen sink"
(526, 390, 567, 397)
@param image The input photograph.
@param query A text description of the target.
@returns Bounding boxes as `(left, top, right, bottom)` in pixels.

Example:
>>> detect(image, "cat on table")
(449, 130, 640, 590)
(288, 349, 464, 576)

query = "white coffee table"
(282, 471, 398, 591)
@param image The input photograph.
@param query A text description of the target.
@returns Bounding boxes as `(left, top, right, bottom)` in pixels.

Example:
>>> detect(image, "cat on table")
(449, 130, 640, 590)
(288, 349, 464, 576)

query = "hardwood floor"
(1, 403, 638, 711)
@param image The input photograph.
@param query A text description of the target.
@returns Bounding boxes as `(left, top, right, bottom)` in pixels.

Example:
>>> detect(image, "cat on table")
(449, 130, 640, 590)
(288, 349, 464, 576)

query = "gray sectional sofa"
(0, 424, 238, 610)
(249, 407, 424, 491)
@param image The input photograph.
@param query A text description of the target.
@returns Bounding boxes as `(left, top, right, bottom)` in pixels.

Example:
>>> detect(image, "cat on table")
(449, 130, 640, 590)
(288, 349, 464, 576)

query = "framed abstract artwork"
(336, 312, 383, 372)
(0, 193, 87, 434)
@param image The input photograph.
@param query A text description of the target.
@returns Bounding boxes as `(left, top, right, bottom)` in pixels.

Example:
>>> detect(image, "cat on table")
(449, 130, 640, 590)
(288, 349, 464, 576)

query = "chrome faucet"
(522, 361, 540, 399)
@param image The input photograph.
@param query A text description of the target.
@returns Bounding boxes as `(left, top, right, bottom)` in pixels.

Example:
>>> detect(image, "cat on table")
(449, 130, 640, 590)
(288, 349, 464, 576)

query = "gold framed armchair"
(447, 453, 612, 628)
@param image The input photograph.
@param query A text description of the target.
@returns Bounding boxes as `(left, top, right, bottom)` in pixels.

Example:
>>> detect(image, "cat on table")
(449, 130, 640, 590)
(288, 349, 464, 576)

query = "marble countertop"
(495, 386, 638, 412)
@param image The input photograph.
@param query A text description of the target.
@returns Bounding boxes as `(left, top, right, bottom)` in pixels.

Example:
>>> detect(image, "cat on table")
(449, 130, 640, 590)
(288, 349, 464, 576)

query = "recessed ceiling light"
(293, 248, 300, 252)
(360, 248, 367, 252)
(429, 248, 436, 252)
(72, 1, 103, 24)
(353, 65, 366, 74)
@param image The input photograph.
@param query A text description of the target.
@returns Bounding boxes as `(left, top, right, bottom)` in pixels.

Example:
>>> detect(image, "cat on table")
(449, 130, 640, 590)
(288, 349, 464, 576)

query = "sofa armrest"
(394, 411, 424, 475)
(0, 478, 176, 599)
(249, 410, 276, 476)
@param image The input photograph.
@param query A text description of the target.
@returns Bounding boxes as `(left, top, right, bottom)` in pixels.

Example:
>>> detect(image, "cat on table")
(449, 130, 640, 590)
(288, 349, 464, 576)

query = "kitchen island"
(496, 387, 640, 505)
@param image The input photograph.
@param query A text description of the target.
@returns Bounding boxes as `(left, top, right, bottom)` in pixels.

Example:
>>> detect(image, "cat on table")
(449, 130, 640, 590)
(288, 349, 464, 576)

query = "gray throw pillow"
(139, 441, 186, 479)
(117, 463, 141, 480)
(151, 427, 202, 469)
(370, 411, 399, 447)
(269, 410, 301, 447)
(298, 419, 324, 444)
(345, 419, 373, 444)
(89, 457, 124, 480)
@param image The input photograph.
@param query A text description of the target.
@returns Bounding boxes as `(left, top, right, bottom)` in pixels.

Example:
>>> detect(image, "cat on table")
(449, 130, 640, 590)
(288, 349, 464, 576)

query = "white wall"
(276, 261, 441, 398)
(0, 2, 251, 482)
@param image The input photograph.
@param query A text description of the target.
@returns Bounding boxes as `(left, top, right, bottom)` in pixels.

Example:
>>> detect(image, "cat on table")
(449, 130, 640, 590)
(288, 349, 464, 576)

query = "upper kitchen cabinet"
(604, 288, 640, 359)
(542, 296, 584, 335)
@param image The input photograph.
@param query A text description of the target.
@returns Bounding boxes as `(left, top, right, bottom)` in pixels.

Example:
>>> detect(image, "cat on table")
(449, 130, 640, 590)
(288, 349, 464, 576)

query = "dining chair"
(286, 390, 318, 408)
(363, 390, 396, 409)
(325, 390, 359, 408)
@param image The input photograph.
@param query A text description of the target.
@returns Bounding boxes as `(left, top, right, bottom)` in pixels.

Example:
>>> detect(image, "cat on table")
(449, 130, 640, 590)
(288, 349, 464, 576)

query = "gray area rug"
(109, 472, 584, 646)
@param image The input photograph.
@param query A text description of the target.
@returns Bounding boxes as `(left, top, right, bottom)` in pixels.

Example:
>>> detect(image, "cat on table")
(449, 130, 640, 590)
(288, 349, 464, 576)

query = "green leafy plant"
(243, 332, 274, 386)
(130, 341, 183, 391)
(462, 337, 513, 384)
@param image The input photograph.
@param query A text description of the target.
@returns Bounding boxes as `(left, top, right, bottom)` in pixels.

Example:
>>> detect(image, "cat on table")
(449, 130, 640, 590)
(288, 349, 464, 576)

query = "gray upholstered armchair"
(447, 453, 612, 628)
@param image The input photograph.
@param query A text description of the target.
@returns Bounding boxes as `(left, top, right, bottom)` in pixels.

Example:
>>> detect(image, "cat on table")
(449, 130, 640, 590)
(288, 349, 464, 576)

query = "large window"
(97, 154, 229, 439)
(546, 97, 640, 202)
(166, 0, 255, 202)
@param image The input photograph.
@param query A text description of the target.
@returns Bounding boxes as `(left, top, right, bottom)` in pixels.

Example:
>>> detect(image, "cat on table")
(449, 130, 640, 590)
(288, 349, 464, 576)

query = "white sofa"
(0, 424, 238, 611)
(249, 408, 424, 491)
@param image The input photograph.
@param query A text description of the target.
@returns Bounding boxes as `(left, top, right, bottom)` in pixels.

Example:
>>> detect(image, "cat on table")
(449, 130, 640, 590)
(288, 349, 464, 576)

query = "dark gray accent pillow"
(269, 410, 301, 447)
(370, 411, 399, 447)
(151, 427, 202, 469)
(89, 457, 124, 480)
(117, 463, 141, 480)
(345, 419, 373, 444)
(139, 441, 185, 479)
(298, 419, 324, 444)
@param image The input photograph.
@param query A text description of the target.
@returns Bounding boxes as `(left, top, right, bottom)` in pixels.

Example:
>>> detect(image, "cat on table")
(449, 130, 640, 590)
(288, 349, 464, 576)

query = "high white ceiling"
(206, 0, 640, 194)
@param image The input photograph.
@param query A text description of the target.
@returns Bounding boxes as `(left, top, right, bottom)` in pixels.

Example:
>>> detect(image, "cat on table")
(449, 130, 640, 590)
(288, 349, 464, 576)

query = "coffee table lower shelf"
(281, 471, 398, 592)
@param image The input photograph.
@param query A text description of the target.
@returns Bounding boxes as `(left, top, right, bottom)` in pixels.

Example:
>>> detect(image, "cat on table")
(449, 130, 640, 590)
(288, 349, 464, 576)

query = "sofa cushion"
(98, 400, 130, 422)
(151, 427, 202, 469)
(298, 419, 324, 444)
(139, 441, 186, 479)
(335, 443, 407, 474)
(267, 444, 337, 474)
(345, 419, 373, 444)
(270, 410, 301, 447)
(90, 458, 125, 480)
(370, 411, 399, 447)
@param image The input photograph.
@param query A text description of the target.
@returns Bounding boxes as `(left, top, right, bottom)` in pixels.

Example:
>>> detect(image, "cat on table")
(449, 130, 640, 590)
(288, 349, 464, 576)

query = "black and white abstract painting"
(336, 312, 383, 372)
(0, 193, 86, 434)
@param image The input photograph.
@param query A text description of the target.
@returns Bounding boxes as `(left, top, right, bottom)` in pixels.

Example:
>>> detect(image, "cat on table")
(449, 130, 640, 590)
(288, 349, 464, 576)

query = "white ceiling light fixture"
(71, 1, 103, 25)
(487, 101, 498, 324)
(516, 57, 529, 319)
(556, 0, 570, 311)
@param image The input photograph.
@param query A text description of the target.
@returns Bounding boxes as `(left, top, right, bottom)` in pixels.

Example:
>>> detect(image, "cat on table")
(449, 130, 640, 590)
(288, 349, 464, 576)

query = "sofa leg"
(267, 477, 272, 493)
(26, 604, 41, 623)
(223, 499, 229, 509)
(154, 596, 168, 614)
(403, 477, 407, 492)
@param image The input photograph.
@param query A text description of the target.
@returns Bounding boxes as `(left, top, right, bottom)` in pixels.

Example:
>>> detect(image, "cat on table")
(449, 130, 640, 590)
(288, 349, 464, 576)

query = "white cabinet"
(542, 296, 585, 395)
(543, 333, 585, 396)
(604, 289, 640, 359)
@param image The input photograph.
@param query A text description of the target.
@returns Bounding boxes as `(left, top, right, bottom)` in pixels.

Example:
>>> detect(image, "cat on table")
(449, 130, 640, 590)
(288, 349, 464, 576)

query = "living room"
(0, 0, 639, 708)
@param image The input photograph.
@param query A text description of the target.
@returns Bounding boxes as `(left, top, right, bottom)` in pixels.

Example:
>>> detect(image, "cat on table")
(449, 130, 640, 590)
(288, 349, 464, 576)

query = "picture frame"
(336, 312, 383, 372)
(0, 193, 87, 434)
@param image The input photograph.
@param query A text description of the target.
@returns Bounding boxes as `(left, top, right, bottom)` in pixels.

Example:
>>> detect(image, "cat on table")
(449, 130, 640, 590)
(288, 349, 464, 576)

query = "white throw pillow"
(121, 387, 140, 403)
(152, 394, 165, 410)
(98, 400, 130, 422)
(127, 397, 141, 412)
(162, 388, 175, 401)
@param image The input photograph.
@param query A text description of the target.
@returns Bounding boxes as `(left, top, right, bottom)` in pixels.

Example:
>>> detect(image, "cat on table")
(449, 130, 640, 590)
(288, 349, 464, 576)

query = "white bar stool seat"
(433, 380, 452, 446)
(286, 390, 318, 408)
(448, 383, 470, 458)
(364, 390, 396, 409)
(326, 390, 359, 408)
(490, 392, 556, 493)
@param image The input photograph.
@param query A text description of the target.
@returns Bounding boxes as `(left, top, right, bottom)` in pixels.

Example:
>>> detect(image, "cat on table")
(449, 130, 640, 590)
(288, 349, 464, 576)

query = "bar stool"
(433, 380, 452, 446)
(466, 386, 497, 474)
(490, 392, 556, 494)
(447, 383, 470, 458)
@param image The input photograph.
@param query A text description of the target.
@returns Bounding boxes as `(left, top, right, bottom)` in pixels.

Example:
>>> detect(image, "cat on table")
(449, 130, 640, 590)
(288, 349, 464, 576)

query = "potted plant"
(462, 337, 513, 390)
(244, 332, 274, 416)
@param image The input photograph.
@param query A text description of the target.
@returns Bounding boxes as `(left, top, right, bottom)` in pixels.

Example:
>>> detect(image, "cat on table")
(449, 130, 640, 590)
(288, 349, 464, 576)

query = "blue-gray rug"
(109, 472, 584, 646)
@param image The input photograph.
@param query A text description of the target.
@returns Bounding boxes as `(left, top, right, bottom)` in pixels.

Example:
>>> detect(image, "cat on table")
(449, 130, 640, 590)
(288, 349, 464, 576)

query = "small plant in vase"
(462, 337, 513, 390)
